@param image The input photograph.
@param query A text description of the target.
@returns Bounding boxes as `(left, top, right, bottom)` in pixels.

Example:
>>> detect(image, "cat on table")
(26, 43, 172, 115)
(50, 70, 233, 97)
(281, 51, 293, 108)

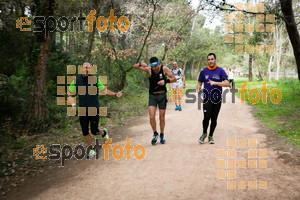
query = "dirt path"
(3, 94, 300, 200)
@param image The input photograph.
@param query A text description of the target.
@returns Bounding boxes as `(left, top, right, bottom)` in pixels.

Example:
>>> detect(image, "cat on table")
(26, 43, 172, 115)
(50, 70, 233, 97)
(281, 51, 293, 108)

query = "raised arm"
(133, 62, 150, 75)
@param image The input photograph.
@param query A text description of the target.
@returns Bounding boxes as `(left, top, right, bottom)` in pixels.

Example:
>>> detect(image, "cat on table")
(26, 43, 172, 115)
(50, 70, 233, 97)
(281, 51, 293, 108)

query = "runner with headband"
(133, 57, 176, 145)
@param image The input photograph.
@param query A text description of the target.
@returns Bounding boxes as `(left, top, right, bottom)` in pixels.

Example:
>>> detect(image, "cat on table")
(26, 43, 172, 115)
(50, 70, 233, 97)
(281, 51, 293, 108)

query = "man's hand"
(157, 80, 165, 86)
(197, 89, 202, 94)
(133, 63, 150, 74)
(197, 82, 203, 94)
(67, 96, 75, 105)
(115, 90, 123, 98)
(140, 63, 148, 68)
(208, 79, 216, 86)
(207, 79, 229, 87)
(183, 83, 186, 89)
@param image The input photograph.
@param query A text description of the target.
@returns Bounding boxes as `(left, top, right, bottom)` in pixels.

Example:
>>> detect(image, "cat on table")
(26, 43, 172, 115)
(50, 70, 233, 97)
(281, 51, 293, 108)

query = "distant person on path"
(228, 67, 234, 88)
(133, 57, 176, 145)
(169, 61, 185, 111)
(196, 53, 230, 144)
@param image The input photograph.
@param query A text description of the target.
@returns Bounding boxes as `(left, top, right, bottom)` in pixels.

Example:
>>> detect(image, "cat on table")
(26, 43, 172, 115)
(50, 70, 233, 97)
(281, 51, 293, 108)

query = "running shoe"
(87, 148, 96, 159)
(102, 128, 109, 141)
(160, 135, 166, 144)
(178, 105, 182, 111)
(175, 106, 179, 111)
(208, 136, 215, 144)
(198, 133, 207, 144)
(151, 134, 158, 145)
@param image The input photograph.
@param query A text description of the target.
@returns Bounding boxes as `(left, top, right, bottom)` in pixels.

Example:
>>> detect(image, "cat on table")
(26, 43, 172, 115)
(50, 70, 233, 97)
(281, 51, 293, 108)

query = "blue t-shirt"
(198, 66, 227, 99)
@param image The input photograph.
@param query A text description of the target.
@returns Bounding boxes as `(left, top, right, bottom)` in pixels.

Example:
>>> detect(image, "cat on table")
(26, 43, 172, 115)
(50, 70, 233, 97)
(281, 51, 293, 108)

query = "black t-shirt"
(69, 75, 105, 108)
(149, 66, 167, 94)
(78, 75, 98, 108)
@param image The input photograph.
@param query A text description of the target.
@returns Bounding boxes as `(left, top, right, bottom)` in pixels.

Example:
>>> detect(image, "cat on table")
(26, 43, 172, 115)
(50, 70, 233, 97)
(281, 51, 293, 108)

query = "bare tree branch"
(107, 32, 125, 73)
(205, 0, 285, 21)
(125, 0, 158, 72)
(134, 0, 157, 63)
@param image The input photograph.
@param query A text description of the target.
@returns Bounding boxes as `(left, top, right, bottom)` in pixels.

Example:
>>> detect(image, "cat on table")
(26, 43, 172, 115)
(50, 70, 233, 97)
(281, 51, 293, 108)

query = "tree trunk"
(60, 31, 63, 44)
(145, 42, 150, 64)
(161, 43, 168, 62)
(259, 69, 264, 81)
(280, 0, 300, 81)
(276, 59, 280, 80)
(18, 0, 25, 16)
(196, 67, 200, 80)
(75, 33, 78, 53)
(253, 56, 256, 80)
(191, 56, 195, 79)
(85, 0, 100, 61)
(69, 32, 73, 53)
(189, 17, 196, 39)
(275, 25, 283, 81)
(183, 61, 187, 71)
(34, 34, 51, 120)
(268, 55, 273, 81)
(65, 32, 68, 51)
(52, 30, 56, 44)
(85, 15, 98, 60)
(29, 0, 55, 132)
(120, 71, 127, 91)
(72, 32, 75, 50)
(249, 54, 253, 82)
(196, 56, 202, 79)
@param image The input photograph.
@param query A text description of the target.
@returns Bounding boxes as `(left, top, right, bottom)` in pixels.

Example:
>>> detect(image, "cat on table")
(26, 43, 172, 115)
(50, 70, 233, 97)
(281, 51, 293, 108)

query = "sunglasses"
(150, 61, 159, 67)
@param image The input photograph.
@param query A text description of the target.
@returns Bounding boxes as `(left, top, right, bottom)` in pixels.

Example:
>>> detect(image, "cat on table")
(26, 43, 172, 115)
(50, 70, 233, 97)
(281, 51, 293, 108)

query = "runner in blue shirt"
(196, 53, 230, 144)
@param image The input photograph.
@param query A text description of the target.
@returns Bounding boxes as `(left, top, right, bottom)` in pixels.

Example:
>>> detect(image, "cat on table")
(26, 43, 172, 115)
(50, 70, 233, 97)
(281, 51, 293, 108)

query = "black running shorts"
(148, 93, 168, 110)
(79, 115, 100, 136)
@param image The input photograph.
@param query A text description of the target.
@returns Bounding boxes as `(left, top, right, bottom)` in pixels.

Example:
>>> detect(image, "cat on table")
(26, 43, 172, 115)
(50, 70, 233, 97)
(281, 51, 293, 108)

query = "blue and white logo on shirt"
(212, 74, 220, 80)
(205, 75, 209, 80)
